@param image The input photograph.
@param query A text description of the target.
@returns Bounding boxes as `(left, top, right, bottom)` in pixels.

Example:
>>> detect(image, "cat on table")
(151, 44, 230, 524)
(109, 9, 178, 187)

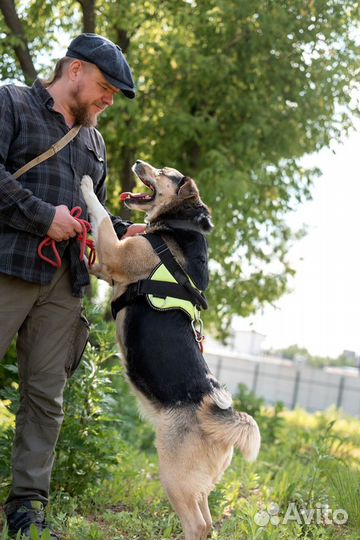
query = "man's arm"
(0, 88, 81, 240)
(0, 166, 55, 236)
(0, 168, 82, 240)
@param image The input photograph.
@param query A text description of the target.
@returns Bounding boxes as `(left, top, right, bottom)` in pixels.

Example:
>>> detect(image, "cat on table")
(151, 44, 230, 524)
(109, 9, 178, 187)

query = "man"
(0, 33, 142, 538)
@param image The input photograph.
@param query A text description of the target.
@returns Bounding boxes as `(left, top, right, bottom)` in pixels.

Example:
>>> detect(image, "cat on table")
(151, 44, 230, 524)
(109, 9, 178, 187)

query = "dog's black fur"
(123, 225, 219, 406)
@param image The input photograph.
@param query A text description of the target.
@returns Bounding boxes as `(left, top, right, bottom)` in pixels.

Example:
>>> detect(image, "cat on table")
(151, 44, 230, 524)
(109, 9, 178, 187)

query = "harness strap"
(145, 233, 208, 310)
(111, 279, 198, 319)
(111, 233, 208, 319)
(152, 219, 205, 233)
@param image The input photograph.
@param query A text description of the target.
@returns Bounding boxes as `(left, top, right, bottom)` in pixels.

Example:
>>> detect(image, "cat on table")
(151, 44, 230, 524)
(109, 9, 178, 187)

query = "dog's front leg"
(81, 175, 109, 242)
(81, 175, 123, 276)
(81, 175, 159, 286)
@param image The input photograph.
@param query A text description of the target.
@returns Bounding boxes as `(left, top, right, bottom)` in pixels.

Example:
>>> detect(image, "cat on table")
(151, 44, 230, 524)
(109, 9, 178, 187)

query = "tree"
(273, 344, 359, 368)
(274, 344, 311, 361)
(1, 0, 359, 336)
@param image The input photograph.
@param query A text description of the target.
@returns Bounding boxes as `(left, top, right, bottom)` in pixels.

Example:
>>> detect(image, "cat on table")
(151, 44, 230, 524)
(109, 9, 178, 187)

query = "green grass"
(1, 308, 358, 539)
(1, 404, 358, 540)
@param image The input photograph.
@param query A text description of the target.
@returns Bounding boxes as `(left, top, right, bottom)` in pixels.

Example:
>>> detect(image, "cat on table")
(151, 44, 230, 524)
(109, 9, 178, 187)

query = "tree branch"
(0, 0, 37, 84)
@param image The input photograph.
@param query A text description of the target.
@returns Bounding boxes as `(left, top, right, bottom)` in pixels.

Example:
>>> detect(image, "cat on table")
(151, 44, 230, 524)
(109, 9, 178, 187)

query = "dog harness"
(111, 233, 208, 346)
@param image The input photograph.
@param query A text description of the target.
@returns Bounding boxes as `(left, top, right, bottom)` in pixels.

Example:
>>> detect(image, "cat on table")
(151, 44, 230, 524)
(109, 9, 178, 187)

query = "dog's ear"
(177, 177, 199, 200)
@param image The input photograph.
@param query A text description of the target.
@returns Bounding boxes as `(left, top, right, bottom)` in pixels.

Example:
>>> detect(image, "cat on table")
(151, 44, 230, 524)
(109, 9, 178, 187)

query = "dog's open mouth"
(120, 178, 156, 204)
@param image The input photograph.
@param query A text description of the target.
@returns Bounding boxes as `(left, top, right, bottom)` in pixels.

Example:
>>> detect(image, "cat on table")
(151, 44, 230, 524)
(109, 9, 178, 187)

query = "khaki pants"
(0, 262, 89, 507)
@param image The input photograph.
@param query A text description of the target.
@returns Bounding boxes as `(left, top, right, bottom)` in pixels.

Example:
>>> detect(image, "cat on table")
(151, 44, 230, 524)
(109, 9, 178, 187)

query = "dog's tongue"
(120, 192, 153, 202)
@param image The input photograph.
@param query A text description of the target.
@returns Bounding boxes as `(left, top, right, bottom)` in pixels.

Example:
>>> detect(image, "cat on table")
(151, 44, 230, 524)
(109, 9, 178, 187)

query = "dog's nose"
(136, 160, 143, 164)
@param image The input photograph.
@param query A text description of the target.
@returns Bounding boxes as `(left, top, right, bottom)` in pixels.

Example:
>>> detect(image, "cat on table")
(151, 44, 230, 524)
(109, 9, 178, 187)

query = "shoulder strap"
(144, 233, 208, 310)
(13, 125, 81, 179)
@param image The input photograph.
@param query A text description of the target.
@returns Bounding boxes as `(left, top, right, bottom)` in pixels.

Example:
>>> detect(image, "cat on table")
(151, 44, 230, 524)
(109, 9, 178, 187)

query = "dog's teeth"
(120, 192, 132, 201)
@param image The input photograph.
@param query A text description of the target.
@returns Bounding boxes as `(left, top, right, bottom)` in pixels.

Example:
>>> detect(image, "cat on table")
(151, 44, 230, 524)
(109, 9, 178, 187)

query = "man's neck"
(46, 81, 76, 128)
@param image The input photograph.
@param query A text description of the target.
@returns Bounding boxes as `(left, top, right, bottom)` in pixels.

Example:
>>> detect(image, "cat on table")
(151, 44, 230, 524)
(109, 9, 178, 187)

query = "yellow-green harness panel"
(147, 262, 201, 321)
(110, 233, 208, 336)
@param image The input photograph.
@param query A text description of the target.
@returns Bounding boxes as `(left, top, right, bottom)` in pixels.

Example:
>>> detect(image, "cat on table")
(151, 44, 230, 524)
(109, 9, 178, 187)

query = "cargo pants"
(0, 261, 89, 507)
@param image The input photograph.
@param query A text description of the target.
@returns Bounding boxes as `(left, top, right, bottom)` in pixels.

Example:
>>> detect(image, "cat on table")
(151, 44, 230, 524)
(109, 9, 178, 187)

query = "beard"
(69, 100, 98, 128)
(69, 85, 100, 127)
(72, 102, 98, 127)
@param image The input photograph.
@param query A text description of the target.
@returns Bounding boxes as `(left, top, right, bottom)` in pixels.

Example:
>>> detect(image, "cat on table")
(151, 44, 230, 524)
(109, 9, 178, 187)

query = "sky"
(237, 121, 360, 359)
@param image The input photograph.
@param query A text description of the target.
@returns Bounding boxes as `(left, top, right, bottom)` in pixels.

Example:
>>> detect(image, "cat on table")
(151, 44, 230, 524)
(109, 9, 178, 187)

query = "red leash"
(38, 207, 96, 269)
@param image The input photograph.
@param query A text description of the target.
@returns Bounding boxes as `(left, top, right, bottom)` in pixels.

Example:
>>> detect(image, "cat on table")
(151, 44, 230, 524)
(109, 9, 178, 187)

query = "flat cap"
(66, 33, 135, 99)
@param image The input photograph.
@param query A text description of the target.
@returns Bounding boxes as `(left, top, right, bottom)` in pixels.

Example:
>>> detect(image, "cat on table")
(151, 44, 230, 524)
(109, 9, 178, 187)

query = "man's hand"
(122, 224, 146, 238)
(47, 205, 83, 242)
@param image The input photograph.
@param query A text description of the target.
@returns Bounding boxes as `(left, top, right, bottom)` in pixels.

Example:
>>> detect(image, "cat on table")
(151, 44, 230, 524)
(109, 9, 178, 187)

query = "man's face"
(69, 63, 120, 127)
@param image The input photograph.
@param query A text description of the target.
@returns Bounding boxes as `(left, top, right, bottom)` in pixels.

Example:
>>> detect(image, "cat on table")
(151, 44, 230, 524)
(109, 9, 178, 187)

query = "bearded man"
(0, 33, 142, 538)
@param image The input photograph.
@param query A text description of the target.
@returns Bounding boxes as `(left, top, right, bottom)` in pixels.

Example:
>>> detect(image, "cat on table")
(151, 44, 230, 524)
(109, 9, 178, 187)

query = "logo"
(254, 503, 280, 526)
(254, 502, 348, 527)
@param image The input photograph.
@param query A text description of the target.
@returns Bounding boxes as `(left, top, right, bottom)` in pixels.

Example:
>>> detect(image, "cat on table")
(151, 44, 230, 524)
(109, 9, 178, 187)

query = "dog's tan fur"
(81, 162, 260, 540)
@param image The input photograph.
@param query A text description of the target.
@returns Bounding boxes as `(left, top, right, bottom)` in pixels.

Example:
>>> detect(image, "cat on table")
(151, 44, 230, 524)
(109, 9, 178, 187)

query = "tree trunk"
(0, 0, 37, 84)
(113, 26, 133, 219)
(119, 145, 136, 220)
(77, 0, 96, 33)
(116, 28, 130, 53)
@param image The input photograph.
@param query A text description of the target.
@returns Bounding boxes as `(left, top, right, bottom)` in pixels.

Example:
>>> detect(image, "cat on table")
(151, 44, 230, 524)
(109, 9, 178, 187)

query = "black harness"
(111, 233, 208, 320)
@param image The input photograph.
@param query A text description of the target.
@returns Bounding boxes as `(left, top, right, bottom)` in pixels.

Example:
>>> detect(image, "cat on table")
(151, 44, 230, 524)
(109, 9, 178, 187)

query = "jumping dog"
(81, 161, 260, 540)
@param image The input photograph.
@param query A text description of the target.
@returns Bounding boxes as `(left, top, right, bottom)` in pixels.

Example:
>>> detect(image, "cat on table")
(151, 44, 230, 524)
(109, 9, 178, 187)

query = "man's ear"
(177, 177, 199, 200)
(68, 59, 82, 81)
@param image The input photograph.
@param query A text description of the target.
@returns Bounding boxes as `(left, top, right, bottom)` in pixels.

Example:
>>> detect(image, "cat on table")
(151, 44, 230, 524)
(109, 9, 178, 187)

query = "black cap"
(66, 33, 135, 99)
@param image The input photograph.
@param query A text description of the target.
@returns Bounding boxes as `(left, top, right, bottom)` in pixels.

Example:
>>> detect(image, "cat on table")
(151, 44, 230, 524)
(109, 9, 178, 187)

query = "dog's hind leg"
(198, 493, 212, 538)
(157, 415, 218, 539)
(161, 476, 209, 540)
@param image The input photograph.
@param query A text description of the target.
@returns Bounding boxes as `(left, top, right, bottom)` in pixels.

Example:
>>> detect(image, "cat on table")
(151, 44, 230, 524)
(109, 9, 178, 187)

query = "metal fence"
(204, 351, 360, 416)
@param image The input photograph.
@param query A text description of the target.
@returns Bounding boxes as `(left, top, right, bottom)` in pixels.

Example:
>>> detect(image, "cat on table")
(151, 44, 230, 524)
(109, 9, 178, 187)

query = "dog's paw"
(81, 175, 94, 196)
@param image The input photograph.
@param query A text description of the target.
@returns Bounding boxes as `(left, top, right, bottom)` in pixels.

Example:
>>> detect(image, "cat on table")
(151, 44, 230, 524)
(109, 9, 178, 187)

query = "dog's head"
(120, 160, 213, 232)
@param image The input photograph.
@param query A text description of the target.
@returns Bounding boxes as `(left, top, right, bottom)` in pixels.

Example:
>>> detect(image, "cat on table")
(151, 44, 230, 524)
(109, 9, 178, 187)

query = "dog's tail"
(197, 388, 261, 462)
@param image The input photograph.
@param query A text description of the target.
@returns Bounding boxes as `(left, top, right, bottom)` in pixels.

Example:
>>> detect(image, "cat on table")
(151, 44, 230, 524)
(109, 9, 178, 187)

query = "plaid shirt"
(0, 79, 131, 296)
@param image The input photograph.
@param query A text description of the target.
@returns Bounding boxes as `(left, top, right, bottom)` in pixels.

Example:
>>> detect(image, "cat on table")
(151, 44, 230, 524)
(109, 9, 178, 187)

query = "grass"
(1, 403, 358, 540)
(0, 309, 358, 539)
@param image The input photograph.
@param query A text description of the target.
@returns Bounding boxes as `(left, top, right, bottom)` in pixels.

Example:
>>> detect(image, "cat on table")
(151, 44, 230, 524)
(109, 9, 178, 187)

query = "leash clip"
(191, 318, 204, 342)
(191, 307, 205, 353)
(191, 309, 205, 352)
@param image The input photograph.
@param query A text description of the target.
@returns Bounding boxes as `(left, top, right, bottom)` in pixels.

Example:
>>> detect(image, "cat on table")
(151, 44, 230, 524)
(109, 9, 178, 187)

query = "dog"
(81, 161, 260, 540)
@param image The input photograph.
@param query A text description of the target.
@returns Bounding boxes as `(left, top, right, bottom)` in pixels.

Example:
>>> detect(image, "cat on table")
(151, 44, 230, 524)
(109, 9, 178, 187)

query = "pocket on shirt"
(85, 145, 105, 183)
(87, 145, 104, 163)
